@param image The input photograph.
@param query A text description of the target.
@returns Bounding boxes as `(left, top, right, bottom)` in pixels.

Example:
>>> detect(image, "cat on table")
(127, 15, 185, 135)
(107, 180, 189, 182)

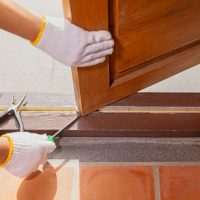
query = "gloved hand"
(33, 16, 114, 67)
(1, 132, 56, 178)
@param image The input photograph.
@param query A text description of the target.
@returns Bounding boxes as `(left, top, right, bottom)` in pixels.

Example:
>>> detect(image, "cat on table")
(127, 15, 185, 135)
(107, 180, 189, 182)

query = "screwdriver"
(48, 113, 81, 142)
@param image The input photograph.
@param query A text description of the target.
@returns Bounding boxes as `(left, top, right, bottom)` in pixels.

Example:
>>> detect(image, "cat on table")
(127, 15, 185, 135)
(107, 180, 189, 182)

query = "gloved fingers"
(27, 133, 56, 152)
(40, 154, 48, 165)
(79, 57, 106, 67)
(80, 48, 113, 63)
(17, 171, 31, 178)
(7, 131, 31, 135)
(24, 166, 40, 178)
(42, 140, 56, 153)
(26, 154, 47, 176)
(5, 132, 34, 138)
(31, 133, 48, 140)
(24, 155, 47, 177)
(88, 30, 112, 43)
(15, 165, 39, 178)
(84, 39, 114, 56)
(29, 133, 47, 140)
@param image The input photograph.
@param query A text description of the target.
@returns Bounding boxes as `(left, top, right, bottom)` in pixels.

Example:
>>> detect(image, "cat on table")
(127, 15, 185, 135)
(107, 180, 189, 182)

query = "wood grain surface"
(63, 0, 200, 115)
(111, 0, 200, 77)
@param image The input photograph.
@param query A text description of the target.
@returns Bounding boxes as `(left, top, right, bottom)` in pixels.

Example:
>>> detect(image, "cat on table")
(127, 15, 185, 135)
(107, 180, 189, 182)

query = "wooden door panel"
(117, 0, 199, 34)
(63, 0, 200, 115)
(111, 0, 200, 77)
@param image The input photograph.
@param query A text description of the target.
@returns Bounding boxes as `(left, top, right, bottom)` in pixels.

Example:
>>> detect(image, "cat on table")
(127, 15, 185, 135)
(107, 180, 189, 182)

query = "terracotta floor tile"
(0, 159, 79, 200)
(80, 165, 154, 200)
(160, 166, 200, 200)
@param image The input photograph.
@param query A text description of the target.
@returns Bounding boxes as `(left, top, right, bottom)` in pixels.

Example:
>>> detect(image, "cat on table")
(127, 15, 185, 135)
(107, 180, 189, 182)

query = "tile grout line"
(70, 160, 80, 200)
(80, 162, 200, 166)
(153, 165, 161, 200)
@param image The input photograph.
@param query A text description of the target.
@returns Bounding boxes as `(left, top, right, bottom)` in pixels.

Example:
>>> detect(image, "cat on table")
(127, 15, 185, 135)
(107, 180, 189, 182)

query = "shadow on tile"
(17, 163, 57, 200)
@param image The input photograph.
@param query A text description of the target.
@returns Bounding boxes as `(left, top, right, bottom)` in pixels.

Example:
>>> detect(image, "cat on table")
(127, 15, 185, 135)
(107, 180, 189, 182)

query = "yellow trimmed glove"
(1, 132, 56, 178)
(32, 16, 114, 67)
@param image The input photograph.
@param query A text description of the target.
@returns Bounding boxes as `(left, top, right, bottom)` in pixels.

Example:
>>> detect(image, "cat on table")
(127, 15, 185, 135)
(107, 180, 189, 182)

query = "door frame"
(0, 92, 200, 137)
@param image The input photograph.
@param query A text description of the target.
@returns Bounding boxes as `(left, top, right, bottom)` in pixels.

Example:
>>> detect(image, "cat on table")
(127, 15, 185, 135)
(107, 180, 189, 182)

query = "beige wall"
(0, 0, 74, 95)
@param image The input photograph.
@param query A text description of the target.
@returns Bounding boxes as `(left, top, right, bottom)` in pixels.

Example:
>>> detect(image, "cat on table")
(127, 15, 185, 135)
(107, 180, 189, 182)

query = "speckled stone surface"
(49, 137, 200, 162)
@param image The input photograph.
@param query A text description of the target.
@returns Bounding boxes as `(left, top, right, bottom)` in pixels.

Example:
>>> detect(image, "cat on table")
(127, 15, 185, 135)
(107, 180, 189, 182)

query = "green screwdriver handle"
(48, 135, 55, 143)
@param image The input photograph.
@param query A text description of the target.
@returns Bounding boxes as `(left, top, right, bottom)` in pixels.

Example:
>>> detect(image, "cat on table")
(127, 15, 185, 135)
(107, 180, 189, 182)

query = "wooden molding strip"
(1, 105, 200, 114)
(100, 106, 200, 113)
(0, 106, 77, 112)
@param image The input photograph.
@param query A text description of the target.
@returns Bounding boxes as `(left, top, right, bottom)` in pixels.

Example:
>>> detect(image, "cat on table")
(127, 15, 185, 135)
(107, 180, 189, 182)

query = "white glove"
(2, 132, 56, 178)
(33, 16, 114, 67)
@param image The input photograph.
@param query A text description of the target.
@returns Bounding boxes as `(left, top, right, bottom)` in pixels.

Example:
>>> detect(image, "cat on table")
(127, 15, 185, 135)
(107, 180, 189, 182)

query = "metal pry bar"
(53, 112, 81, 138)
(47, 112, 81, 142)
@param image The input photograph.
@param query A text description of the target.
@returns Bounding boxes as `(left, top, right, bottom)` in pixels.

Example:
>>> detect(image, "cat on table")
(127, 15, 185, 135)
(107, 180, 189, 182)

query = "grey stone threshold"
(50, 137, 200, 162)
